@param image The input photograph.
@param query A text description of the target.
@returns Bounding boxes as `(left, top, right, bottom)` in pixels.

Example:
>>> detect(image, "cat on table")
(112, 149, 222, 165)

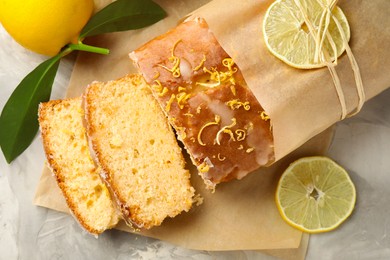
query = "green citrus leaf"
(0, 55, 61, 163)
(80, 0, 166, 39)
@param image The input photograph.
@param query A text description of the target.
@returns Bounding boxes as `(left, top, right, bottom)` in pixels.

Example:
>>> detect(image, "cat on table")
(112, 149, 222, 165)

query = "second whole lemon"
(0, 0, 94, 56)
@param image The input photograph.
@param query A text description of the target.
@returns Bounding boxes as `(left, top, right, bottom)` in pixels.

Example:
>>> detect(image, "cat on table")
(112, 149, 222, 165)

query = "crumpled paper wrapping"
(189, 0, 390, 161)
(33, 0, 389, 257)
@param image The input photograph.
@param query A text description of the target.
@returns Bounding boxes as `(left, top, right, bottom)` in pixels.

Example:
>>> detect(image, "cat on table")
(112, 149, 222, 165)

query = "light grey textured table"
(1, 23, 390, 259)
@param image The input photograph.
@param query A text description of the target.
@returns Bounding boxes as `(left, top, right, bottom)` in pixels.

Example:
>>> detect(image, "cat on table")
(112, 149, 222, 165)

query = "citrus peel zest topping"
(197, 115, 221, 146)
(158, 39, 182, 78)
(215, 118, 237, 145)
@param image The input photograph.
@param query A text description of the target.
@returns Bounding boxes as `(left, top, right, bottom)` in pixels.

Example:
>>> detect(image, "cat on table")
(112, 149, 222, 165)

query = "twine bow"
(293, 0, 365, 119)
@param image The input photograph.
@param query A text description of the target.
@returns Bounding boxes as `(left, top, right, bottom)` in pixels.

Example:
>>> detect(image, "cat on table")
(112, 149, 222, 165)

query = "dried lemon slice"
(263, 0, 350, 69)
(275, 156, 356, 233)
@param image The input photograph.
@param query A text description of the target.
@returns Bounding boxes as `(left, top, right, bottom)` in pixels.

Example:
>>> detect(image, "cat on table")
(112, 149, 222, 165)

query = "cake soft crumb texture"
(38, 98, 120, 235)
(84, 74, 195, 229)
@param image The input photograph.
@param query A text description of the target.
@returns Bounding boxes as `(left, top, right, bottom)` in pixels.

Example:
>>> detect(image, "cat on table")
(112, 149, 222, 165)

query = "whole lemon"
(0, 0, 94, 56)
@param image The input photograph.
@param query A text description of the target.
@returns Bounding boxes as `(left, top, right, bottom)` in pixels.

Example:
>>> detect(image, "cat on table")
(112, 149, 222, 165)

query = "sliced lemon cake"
(84, 74, 195, 229)
(38, 97, 120, 235)
(130, 18, 275, 188)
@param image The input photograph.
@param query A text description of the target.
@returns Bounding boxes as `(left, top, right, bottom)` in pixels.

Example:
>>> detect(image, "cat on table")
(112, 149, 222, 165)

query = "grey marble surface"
(1, 23, 390, 259)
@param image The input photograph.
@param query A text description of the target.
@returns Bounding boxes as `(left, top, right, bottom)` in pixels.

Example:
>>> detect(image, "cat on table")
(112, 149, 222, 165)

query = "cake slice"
(84, 74, 195, 229)
(38, 98, 120, 235)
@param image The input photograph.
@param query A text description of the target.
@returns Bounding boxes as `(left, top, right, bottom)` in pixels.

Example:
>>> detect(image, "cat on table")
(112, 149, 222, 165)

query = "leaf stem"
(68, 43, 110, 55)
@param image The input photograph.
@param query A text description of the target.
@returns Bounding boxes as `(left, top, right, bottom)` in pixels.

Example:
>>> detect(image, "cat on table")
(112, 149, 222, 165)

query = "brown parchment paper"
(190, 0, 390, 161)
(33, 0, 388, 256)
(35, 129, 330, 253)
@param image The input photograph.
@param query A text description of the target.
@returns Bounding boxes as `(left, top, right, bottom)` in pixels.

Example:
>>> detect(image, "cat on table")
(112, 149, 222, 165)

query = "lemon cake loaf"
(84, 74, 195, 229)
(38, 98, 120, 235)
(130, 18, 275, 188)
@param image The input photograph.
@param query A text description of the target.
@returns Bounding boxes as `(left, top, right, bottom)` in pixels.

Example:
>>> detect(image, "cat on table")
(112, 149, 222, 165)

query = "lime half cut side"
(276, 156, 356, 233)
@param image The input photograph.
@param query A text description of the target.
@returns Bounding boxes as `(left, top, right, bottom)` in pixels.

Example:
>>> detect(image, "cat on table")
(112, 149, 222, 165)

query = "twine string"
(332, 14, 365, 116)
(293, 0, 365, 120)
